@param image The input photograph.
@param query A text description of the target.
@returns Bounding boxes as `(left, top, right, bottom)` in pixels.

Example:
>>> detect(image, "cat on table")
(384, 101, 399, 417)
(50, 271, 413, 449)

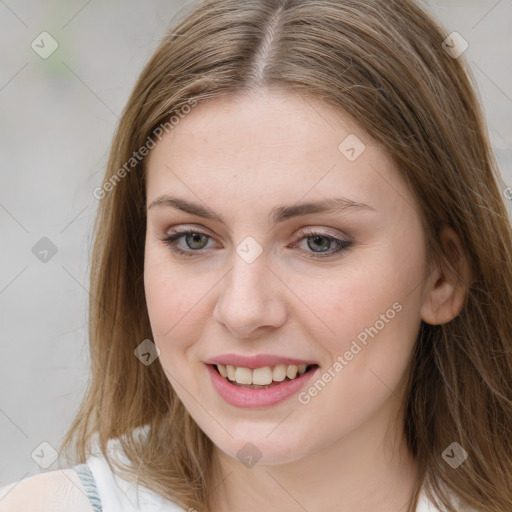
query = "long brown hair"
(60, 0, 512, 510)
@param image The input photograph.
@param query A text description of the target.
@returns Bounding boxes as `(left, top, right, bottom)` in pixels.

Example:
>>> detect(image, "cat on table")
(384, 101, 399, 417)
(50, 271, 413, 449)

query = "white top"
(83, 434, 448, 512)
(85, 443, 185, 511)
(0, 429, 475, 512)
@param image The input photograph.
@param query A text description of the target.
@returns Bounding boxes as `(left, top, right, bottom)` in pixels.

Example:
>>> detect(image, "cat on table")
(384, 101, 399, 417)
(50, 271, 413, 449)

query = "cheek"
(289, 253, 423, 444)
(302, 240, 424, 378)
(143, 245, 203, 359)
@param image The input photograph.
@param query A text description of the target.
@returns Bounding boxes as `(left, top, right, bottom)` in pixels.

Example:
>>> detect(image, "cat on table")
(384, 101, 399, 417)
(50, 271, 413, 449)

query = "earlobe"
(420, 225, 473, 325)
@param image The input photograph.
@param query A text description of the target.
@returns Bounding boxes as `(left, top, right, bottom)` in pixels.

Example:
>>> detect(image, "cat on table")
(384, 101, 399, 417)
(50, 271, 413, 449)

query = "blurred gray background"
(0, 0, 511, 489)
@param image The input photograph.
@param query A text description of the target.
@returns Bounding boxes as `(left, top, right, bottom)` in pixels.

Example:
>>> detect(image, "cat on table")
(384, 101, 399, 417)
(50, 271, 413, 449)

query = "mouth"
(212, 363, 318, 389)
(205, 354, 320, 408)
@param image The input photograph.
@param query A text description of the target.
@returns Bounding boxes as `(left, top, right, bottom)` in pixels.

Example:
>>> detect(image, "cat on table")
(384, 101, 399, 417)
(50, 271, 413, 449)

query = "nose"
(213, 252, 288, 339)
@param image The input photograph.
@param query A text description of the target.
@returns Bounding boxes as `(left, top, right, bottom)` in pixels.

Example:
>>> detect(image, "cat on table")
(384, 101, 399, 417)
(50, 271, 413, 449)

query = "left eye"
(159, 228, 352, 259)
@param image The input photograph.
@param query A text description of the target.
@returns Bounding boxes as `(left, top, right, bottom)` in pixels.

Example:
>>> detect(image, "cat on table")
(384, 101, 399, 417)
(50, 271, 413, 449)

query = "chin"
(205, 422, 312, 467)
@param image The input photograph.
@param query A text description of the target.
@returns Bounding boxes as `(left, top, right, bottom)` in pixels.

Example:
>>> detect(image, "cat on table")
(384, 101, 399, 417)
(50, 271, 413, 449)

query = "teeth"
(234, 367, 252, 384)
(286, 365, 298, 379)
(272, 364, 287, 382)
(216, 363, 310, 385)
(252, 366, 273, 385)
(218, 364, 228, 378)
(226, 365, 236, 381)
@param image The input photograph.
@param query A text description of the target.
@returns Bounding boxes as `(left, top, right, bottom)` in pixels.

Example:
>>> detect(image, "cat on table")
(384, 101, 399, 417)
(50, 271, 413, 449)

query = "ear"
(420, 225, 473, 325)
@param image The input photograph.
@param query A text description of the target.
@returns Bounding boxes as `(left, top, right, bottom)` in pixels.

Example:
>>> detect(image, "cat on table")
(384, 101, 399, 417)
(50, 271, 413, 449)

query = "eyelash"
(158, 227, 352, 259)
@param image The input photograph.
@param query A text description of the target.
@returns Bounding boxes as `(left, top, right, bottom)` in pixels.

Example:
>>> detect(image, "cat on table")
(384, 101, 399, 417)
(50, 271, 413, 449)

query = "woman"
(2, 0, 511, 510)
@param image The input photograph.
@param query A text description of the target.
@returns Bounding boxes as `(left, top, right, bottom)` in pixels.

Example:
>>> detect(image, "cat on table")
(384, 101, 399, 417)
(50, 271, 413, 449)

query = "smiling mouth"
(212, 363, 318, 389)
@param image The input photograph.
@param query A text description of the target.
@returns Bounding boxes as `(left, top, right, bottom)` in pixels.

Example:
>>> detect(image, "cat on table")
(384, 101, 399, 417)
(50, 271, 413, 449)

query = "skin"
(143, 89, 469, 512)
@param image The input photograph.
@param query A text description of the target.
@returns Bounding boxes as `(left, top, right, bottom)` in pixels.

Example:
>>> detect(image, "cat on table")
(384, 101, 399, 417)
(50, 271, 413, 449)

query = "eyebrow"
(147, 195, 375, 225)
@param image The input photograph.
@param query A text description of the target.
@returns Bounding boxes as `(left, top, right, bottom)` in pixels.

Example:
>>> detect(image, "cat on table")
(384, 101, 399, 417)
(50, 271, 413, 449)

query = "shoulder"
(0, 469, 92, 512)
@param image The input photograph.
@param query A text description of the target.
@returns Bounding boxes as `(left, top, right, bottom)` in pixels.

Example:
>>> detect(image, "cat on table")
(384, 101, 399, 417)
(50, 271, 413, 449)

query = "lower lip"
(206, 364, 318, 408)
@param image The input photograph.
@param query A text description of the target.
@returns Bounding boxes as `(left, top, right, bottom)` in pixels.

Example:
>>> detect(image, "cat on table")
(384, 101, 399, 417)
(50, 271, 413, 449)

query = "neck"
(207, 397, 420, 512)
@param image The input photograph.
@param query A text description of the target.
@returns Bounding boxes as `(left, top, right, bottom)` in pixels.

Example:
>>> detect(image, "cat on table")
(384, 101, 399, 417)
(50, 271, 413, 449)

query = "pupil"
(187, 233, 207, 249)
(308, 235, 329, 252)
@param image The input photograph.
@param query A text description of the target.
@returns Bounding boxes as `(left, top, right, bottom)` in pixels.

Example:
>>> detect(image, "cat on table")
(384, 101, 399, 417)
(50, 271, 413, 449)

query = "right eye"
(158, 227, 218, 258)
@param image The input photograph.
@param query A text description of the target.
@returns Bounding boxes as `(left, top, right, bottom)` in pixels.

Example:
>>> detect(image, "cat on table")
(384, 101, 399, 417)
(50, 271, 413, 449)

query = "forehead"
(144, 90, 410, 218)
(147, 89, 362, 165)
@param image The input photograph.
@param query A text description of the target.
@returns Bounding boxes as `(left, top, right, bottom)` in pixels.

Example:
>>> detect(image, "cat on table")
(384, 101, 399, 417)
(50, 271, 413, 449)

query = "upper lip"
(204, 353, 318, 369)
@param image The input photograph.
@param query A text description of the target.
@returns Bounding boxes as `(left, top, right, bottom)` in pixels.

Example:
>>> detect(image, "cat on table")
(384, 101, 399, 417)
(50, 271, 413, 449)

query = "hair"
(59, 0, 512, 510)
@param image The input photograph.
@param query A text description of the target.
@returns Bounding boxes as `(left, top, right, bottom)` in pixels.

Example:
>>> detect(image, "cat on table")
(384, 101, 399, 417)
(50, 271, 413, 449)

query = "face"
(143, 89, 428, 467)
